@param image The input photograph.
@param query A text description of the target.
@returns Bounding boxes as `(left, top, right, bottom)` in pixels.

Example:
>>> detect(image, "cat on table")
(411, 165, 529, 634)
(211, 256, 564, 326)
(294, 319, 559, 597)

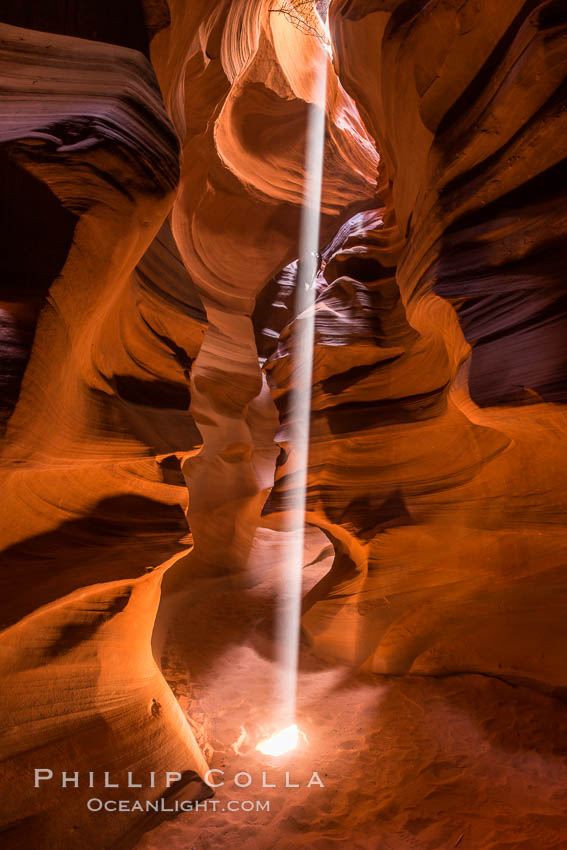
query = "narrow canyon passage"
(0, 1, 566, 849)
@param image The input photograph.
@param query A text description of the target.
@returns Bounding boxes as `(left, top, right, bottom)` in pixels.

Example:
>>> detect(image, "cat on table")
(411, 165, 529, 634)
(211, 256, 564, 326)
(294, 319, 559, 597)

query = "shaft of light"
(276, 50, 328, 730)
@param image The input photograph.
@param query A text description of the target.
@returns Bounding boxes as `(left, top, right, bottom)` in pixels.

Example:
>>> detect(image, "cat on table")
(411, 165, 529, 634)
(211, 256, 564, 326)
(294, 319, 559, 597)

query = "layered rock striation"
(261, 0, 567, 693)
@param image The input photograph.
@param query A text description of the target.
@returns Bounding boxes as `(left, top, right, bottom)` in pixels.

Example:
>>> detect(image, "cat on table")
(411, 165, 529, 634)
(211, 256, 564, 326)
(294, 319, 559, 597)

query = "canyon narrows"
(0, 2, 566, 849)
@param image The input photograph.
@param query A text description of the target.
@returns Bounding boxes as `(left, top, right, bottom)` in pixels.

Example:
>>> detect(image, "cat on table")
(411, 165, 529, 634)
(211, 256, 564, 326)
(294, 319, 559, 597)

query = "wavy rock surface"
(0, 4, 377, 846)
(1, 1, 566, 847)
(0, 21, 210, 846)
(261, 0, 567, 693)
(148, 0, 377, 580)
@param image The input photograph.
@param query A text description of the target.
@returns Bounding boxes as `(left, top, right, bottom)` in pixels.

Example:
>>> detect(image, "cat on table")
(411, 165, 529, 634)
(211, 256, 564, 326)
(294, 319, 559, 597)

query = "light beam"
(274, 35, 328, 734)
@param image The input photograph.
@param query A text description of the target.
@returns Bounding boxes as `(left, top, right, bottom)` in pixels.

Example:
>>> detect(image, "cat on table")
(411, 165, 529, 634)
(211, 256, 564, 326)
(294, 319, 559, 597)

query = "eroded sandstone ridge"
(0, 1, 566, 848)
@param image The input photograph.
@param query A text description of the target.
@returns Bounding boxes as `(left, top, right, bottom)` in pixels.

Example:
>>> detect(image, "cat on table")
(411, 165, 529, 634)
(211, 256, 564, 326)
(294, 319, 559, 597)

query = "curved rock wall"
(149, 0, 377, 580)
(1, 1, 565, 845)
(262, 0, 567, 693)
(0, 4, 377, 845)
(0, 22, 210, 846)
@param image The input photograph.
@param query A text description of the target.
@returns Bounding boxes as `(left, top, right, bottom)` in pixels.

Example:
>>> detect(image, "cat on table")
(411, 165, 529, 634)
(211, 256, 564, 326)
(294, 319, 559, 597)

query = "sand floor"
(137, 532, 567, 850)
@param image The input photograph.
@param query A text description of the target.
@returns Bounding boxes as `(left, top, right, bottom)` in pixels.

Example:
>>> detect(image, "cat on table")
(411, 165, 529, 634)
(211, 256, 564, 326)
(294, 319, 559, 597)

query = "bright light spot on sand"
(256, 724, 300, 756)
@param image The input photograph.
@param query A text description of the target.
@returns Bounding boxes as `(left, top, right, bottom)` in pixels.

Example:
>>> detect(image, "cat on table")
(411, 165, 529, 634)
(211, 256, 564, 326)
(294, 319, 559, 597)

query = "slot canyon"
(0, 1, 566, 848)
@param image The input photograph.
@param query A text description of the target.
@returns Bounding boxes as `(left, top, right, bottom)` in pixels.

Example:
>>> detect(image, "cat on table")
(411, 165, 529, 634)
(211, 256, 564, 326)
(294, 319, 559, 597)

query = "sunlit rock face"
(0, 0, 566, 846)
(261, 0, 567, 692)
(0, 2, 377, 845)
(148, 0, 377, 580)
(0, 19, 209, 847)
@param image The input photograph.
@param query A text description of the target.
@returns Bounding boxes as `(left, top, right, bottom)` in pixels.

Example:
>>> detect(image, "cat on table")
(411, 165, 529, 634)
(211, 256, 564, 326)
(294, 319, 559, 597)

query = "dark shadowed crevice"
(0, 0, 151, 56)
(0, 151, 77, 427)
